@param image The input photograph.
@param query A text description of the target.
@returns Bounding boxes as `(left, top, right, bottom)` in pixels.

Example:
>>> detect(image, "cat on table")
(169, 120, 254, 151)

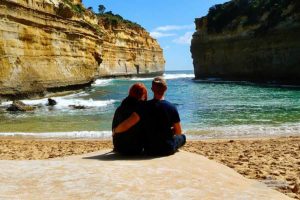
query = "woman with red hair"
(112, 83, 148, 155)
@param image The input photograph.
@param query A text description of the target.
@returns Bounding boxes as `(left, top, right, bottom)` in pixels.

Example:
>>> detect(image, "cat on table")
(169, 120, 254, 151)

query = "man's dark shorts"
(145, 134, 186, 156)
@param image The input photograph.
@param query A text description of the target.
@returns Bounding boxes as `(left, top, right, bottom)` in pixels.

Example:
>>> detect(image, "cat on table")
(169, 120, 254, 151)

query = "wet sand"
(0, 136, 299, 199)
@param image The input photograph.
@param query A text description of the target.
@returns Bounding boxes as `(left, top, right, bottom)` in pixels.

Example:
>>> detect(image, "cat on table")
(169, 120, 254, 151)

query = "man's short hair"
(152, 76, 167, 95)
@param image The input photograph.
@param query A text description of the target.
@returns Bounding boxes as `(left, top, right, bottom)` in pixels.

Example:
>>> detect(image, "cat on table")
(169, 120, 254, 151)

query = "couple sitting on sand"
(112, 77, 186, 156)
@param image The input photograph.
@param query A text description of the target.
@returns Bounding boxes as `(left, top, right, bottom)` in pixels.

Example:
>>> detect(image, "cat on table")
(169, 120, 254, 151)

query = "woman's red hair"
(129, 83, 148, 101)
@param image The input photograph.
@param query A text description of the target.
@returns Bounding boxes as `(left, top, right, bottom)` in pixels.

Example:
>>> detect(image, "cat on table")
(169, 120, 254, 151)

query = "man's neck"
(154, 94, 164, 100)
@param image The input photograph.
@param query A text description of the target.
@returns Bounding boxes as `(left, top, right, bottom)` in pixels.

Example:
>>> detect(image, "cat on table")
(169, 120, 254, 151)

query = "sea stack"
(0, 0, 165, 99)
(191, 0, 300, 84)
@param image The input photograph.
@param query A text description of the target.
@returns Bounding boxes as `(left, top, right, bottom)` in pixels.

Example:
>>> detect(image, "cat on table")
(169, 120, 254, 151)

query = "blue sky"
(82, 0, 229, 71)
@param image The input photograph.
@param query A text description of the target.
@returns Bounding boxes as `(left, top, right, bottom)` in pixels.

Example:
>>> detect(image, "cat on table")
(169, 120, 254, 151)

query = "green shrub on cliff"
(206, 0, 300, 34)
(58, 0, 143, 30)
(62, 0, 85, 14)
(98, 5, 106, 14)
(97, 11, 143, 29)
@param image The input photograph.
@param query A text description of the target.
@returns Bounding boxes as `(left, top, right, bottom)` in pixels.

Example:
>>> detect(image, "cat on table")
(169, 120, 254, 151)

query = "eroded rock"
(7, 101, 36, 112)
(191, 1, 300, 84)
(69, 105, 87, 109)
(47, 98, 57, 106)
(0, 0, 164, 98)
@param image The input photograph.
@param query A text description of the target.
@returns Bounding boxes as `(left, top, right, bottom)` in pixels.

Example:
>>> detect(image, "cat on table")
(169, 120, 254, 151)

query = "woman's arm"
(113, 112, 140, 135)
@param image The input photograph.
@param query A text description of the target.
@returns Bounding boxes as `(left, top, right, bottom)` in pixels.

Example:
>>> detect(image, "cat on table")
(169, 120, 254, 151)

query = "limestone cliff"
(191, 0, 300, 84)
(0, 0, 164, 98)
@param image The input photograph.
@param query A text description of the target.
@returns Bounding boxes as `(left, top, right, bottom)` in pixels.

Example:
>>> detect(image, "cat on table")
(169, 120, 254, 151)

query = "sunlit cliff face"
(0, 0, 165, 98)
(71, 0, 82, 4)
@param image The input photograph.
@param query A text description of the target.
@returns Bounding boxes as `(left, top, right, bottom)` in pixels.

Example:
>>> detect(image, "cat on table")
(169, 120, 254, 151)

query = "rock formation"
(0, 0, 165, 99)
(47, 98, 57, 106)
(7, 100, 36, 112)
(191, 0, 300, 84)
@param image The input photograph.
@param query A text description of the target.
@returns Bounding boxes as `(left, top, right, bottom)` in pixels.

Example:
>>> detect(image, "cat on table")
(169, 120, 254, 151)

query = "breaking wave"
(0, 131, 112, 139)
(93, 79, 114, 87)
(0, 97, 116, 110)
(130, 73, 194, 81)
(185, 123, 300, 139)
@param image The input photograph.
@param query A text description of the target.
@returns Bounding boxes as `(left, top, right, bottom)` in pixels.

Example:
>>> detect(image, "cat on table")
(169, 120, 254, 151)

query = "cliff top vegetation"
(97, 11, 143, 30)
(60, 0, 143, 30)
(198, 0, 300, 34)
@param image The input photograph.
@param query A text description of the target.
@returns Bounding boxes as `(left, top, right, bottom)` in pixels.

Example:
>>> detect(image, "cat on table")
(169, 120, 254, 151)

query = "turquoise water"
(0, 70, 299, 139)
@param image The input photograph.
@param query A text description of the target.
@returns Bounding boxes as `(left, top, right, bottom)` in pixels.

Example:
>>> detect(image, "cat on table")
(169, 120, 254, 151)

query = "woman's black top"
(112, 96, 144, 155)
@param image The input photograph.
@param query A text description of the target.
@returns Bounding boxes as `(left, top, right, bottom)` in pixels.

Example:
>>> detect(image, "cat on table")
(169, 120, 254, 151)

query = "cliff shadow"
(193, 79, 300, 90)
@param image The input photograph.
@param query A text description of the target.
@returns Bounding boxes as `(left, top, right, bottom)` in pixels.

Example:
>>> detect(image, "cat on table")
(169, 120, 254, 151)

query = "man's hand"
(173, 122, 182, 135)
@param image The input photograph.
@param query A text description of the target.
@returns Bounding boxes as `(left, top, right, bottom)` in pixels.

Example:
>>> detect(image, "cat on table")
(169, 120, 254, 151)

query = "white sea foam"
(2, 123, 299, 139)
(62, 91, 90, 98)
(130, 73, 195, 81)
(0, 97, 116, 109)
(0, 131, 112, 139)
(93, 79, 114, 86)
(129, 77, 153, 81)
(163, 73, 195, 80)
(185, 123, 300, 140)
(46, 98, 116, 109)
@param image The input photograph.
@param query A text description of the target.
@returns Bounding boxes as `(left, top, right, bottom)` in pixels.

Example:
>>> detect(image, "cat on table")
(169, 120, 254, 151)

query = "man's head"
(152, 76, 167, 97)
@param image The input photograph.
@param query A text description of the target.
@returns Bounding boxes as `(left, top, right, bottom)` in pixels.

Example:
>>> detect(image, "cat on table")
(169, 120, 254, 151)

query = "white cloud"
(150, 24, 195, 39)
(150, 31, 176, 39)
(172, 32, 193, 45)
(154, 24, 194, 32)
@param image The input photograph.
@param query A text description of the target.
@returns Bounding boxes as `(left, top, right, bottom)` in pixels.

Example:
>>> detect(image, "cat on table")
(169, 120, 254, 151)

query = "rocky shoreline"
(0, 71, 164, 101)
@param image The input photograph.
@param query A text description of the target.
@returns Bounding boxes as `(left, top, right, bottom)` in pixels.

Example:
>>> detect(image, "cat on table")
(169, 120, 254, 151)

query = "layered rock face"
(191, 0, 300, 84)
(0, 0, 164, 98)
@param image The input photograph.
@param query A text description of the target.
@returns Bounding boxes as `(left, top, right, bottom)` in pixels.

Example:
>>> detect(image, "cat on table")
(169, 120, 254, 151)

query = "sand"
(0, 136, 299, 199)
(0, 139, 112, 160)
(183, 137, 300, 199)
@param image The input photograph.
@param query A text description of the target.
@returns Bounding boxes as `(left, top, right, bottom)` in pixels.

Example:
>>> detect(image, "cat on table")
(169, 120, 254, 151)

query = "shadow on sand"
(83, 151, 170, 161)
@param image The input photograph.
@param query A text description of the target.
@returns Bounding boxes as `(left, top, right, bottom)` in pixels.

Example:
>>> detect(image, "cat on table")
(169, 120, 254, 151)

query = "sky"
(82, 0, 229, 71)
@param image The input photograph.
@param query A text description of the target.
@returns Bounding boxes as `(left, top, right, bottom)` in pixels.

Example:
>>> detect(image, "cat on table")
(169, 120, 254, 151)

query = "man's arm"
(113, 112, 140, 135)
(173, 122, 182, 135)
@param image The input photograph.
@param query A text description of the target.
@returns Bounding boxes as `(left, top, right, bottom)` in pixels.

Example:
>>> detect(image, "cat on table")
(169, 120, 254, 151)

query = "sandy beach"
(183, 137, 300, 199)
(0, 136, 299, 199)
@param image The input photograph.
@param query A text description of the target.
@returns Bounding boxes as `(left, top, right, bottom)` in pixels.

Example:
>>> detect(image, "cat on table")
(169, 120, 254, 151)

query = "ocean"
(0, 70, 299, 139)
